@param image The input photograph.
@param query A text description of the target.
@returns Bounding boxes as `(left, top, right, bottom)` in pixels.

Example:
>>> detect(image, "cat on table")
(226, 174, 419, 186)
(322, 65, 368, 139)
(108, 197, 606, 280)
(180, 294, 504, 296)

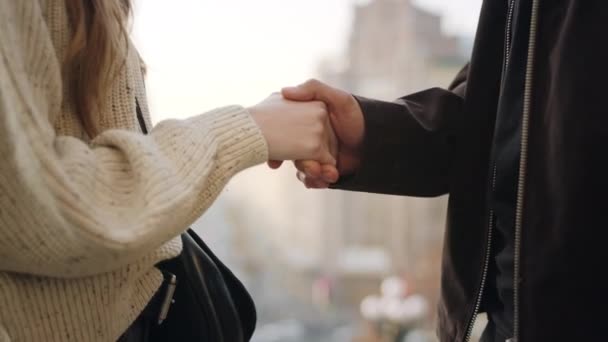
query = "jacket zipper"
(463, 1, 516, 341)
(503, 0, 517, 82)
(464, 165, 497, 342)
(513, 0, 540, 340)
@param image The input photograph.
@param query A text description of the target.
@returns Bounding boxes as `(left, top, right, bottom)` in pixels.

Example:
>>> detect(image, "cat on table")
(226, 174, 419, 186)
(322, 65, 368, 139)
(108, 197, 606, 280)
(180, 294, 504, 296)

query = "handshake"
(249, 79, 365, 188)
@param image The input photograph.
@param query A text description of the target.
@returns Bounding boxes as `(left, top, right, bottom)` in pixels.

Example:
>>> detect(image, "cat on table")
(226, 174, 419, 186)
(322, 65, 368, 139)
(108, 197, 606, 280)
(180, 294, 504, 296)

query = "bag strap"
(135, 98, 149, 134)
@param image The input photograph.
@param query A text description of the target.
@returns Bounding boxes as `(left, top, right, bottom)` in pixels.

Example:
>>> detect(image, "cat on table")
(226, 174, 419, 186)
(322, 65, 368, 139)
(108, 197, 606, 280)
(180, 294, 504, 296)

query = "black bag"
(136, 100, 257, 342)
(151, 230, 257, 341)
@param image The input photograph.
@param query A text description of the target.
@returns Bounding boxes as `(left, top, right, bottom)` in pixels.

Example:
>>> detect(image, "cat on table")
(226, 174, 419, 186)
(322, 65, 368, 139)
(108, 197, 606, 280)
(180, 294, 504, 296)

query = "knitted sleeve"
(0, 0, 268, 278)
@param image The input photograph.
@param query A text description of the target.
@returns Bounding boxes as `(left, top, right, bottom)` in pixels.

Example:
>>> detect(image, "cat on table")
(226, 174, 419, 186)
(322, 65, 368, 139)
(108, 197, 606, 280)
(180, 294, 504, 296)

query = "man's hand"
(268, 79, 365, 188)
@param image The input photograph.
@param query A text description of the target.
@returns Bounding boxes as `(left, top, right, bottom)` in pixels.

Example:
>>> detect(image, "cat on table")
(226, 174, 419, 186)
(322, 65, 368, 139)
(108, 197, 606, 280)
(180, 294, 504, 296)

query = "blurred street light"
(360, 276, 430, 341)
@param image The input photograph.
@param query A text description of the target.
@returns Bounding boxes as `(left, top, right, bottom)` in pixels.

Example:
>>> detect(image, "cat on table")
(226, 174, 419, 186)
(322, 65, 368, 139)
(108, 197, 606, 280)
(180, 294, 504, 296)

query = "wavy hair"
(64, 0, 132, 137)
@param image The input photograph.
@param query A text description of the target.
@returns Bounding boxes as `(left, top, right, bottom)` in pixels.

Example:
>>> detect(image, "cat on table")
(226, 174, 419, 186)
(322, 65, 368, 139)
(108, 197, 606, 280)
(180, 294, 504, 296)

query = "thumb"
(281, 86, 314, 102)
(282, 79, 331, 102)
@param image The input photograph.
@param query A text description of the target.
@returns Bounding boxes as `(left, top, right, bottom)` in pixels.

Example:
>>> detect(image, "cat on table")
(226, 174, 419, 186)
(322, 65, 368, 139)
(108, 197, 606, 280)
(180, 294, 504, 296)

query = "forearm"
(0, 102, 266, 278)
(332, 87, 464, 197)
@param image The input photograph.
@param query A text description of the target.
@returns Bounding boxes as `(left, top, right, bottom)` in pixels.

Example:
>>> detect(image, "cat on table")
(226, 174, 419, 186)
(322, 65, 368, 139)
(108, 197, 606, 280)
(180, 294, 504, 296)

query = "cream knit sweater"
(0, 1, 268, 341)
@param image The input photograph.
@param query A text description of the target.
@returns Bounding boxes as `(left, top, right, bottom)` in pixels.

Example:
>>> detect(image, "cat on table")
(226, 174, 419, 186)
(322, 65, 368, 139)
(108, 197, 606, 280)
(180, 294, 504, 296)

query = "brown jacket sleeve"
(332, 64, 469, 197)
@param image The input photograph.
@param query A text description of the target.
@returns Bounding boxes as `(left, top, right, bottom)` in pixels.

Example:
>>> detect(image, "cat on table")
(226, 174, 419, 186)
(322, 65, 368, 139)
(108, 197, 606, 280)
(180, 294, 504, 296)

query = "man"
(273, 1, 608, 341)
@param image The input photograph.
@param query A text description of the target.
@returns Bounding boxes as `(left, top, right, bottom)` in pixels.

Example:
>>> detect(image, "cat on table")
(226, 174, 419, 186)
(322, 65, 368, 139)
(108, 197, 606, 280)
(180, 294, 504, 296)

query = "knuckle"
(306, 140, 323, 156)
(312, 122, 325, 137)
(314, 108, 327, 121)
(305, 78, 320, 87)
(317, 105, 328, 116)
(314, 141, 325, 155)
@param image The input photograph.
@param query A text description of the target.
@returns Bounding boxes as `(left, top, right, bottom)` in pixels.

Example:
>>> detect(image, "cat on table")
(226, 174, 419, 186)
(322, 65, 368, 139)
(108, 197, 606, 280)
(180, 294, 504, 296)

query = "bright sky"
(131, 0, 482, 122)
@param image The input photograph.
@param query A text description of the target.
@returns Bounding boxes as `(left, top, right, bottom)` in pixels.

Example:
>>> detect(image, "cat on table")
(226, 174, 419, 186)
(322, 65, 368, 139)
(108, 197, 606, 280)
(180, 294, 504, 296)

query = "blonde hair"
(64, 0, 132, 137)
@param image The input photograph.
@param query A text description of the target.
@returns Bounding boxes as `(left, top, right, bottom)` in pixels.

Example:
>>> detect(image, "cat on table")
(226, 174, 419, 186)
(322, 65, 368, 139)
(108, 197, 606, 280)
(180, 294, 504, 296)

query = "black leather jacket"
(335, 1, 608, 340)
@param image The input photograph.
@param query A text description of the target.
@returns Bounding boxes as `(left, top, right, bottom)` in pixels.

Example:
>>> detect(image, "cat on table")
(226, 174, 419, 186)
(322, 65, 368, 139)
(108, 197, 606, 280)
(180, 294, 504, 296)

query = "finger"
(318, 149, 336, 166)
(294, 160, 322, 178)
(304, 176, 330, 189)
(296, 170, 328, 188)
(267, 160, 284, 169)
(320, 164, 340, 183)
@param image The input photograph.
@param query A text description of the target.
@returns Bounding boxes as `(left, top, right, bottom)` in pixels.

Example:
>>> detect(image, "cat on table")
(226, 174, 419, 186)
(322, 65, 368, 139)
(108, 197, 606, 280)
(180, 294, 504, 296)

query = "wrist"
(350, 95, 366, 148)
(247, 105, 271, 160)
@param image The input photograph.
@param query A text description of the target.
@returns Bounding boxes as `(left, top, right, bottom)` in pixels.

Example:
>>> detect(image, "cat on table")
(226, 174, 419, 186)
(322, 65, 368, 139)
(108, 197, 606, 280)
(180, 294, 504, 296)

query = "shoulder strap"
(135, 98, 148, 134)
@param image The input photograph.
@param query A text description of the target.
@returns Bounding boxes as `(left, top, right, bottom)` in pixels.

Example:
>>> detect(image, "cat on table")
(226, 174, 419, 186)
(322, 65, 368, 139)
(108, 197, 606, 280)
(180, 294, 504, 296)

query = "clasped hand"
(249, 79, 364, 188)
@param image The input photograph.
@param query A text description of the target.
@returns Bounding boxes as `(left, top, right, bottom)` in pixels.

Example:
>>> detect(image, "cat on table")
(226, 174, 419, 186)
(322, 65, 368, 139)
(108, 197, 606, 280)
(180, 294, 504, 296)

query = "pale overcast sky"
(131, 0, 482, 122)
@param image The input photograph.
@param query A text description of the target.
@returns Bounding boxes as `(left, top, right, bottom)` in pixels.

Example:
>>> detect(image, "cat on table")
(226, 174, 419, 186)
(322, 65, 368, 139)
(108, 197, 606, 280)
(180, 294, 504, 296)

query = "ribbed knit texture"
(0, 1, 268, 341)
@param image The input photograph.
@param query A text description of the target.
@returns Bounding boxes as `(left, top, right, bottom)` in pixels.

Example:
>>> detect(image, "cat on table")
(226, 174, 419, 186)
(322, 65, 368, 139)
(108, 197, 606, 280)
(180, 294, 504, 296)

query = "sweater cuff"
(186, 105, 269, 173)
(153, 105, 269, 183)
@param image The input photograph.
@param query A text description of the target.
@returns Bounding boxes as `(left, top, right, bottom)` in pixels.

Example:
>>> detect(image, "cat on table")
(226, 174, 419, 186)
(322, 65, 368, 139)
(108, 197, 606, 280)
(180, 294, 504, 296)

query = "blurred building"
(320, 0, 469, 98)
(316, 0, 469, 323)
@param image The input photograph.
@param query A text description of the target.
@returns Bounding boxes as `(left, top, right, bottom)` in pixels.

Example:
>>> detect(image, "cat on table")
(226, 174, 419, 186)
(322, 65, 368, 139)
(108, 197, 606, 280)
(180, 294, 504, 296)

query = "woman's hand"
(249, 93, 338, 165)
(269, 79, 365, 188)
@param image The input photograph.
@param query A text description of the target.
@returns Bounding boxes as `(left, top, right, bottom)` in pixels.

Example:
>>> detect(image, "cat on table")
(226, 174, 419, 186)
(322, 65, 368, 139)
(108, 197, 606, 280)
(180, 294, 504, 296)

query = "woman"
(0, 1, 337, 341)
